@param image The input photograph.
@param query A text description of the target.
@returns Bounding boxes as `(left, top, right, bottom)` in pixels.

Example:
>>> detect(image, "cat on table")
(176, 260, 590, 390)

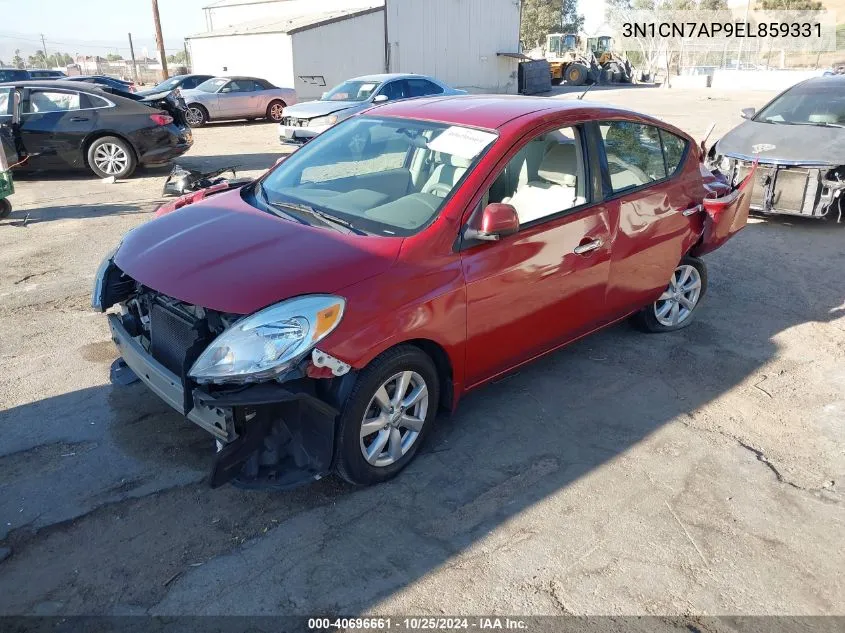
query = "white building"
(385, 0, 520, 94)
(188, 7, 386, 99)
(187, 0, 521, 99)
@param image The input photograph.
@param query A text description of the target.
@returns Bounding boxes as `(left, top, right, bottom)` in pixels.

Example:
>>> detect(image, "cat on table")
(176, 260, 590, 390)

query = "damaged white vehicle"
(708, 76, 845, 221)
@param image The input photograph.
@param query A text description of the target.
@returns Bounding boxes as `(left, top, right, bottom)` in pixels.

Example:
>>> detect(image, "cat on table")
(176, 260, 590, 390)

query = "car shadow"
(0, 220, 842, 614)
(0, 202, 148, 226)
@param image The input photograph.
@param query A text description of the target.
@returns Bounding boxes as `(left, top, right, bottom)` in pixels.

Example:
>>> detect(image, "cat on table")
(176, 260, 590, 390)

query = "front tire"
(87, 136, 136, 179)
(185, 104, 208, 127)
(0, 198, 11, 219)
(633, 256, 707, 332)
(334, 345, 440, 486)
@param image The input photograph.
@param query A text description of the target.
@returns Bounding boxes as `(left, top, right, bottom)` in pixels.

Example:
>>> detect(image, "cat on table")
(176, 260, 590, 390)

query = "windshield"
(154, 77, 182, 91)
(755, 82, 845, 126)
(256, 116, 498, 236)
(321, 80, 380, 102)
(195, 78, 228, 93)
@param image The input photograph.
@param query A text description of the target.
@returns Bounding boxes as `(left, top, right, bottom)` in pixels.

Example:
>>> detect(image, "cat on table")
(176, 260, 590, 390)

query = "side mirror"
(274, 155, 288, 166)
(466, 203, 519, 242)
(740, 107, 755, 119)
(372, 94, 389, 103)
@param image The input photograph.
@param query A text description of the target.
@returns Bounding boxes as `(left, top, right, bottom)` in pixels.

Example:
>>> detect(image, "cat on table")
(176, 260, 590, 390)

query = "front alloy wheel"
(360, 371, 429, 467)
(633, 256, 708, 333)
(334, 345, 439, 485)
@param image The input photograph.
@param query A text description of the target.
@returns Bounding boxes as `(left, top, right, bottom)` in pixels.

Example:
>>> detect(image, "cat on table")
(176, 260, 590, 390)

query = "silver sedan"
(279, 73, 465, 145)
(181, 76, 297, 127)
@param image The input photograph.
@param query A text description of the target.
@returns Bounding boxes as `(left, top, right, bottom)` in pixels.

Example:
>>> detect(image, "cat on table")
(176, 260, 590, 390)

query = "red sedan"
(93, 96, 753, 489)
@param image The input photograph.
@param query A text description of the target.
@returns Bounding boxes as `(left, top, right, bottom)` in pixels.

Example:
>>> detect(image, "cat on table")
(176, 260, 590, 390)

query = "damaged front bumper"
(717, 153, 845, 220)
(108, 313, 344, 490)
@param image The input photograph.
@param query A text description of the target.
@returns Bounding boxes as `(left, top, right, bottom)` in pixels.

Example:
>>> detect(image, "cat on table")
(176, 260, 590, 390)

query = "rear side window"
(660, 129, 688, 175)
(407, 78, 444, 97)
(599, 121, 666, 193)
(25, 90, 80, 113)
(0, 69, 28, 82)
(84, 93, 111, 108)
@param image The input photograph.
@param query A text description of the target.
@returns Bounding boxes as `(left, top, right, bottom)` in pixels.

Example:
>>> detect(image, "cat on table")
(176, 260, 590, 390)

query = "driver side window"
(486, 125, 588, 226)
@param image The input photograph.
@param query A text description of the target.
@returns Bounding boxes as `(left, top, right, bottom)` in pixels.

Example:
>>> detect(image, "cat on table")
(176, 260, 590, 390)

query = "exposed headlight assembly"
(189, 295, 345, 384)
(719, 155, 734, 173)
(309, 114, 338, 127)
(91, 246, 119, 311)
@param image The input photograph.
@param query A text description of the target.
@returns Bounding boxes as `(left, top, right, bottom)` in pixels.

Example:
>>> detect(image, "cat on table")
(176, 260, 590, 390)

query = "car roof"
(0, 79, 112, 90)
(369, 95, 643, 130)
(0, 79, 95, 89)
(348, 73, 429, 83)
(210, 76, 267, 82)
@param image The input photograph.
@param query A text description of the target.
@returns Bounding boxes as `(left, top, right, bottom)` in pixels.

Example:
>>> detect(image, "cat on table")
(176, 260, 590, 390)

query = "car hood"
(717, 119, 845, 165)
(280, 100, 362, 119)
(114, 189, 402, 315)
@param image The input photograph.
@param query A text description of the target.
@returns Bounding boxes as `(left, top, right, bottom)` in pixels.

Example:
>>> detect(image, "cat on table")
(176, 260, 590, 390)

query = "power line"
(0, 32, 184, 51)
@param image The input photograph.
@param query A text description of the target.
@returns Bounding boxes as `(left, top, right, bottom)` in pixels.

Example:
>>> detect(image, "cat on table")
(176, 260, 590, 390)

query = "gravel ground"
(0, 88, 843, 618)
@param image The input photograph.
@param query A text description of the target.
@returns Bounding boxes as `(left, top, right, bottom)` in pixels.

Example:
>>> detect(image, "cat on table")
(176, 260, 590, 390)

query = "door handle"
(573, 238, 603, 255)
(69, 116, 90, 122)
(682, 204, 703, 217)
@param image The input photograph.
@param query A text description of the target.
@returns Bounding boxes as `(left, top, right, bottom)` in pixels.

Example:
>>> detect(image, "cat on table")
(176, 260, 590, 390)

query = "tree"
(106, 53, 124, 62)
(27, 50, 48, 68)
(756, 0, 823, 9)
(521, 0, 584, 50)
(166, 50, 187, 65)
(560, 0, 584, 34)
(12, 49, 24, 68)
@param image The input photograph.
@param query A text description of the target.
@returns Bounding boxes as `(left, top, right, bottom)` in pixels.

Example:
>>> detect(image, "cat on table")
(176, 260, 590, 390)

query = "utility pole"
(151, 0, 169, 80)
(183, 40, 190, 71)
(128, 33, 138, 81)
(40, 33, 48, 68)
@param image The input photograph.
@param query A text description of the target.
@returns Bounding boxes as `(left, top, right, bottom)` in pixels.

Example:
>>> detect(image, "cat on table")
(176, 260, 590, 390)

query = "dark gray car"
(708, 76, 845, 221)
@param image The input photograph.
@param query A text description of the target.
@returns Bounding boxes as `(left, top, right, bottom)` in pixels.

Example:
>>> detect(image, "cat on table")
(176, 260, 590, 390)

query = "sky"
(0, 0, 210, 62)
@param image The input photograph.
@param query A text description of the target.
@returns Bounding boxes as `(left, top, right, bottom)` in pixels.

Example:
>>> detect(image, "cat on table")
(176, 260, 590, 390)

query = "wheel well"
(405, 339, 455, 411)
(82, 132, 137, 168)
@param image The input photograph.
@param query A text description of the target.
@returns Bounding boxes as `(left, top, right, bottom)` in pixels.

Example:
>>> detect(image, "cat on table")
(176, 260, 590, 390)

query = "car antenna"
(576, 84, 595, 100)
(700, 122, 716, 156)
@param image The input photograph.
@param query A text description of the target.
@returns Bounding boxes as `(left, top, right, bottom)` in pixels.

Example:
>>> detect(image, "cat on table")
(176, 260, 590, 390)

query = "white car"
(278, 73, 464, 145)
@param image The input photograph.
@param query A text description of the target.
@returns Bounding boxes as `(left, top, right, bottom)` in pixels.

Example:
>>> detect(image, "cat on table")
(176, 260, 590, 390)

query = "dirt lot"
(0, 87, 843, 617)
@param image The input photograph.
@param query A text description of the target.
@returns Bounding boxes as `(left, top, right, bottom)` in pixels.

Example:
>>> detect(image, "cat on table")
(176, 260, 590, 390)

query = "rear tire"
(632, 256, 708, 333)
(266, 99, 286, 122)
(334, 345, 440, 486)
(0, 198, 11, 219)
(185, 104, 208, 127)
(86, 136, 136, 179)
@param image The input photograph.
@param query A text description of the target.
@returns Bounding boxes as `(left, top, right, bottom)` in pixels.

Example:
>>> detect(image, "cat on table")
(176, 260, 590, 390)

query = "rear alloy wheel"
(87, 136, 136, 179)
(185, 104, 208, 127)
(633, 256, 708, 332)
(334, 345, 439, 485)
(266, 100, 286, 122)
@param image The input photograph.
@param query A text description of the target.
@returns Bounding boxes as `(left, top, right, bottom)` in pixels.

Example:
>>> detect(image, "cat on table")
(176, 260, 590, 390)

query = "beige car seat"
(504, 143, 579, 224)
(421, 152, 471, 198)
